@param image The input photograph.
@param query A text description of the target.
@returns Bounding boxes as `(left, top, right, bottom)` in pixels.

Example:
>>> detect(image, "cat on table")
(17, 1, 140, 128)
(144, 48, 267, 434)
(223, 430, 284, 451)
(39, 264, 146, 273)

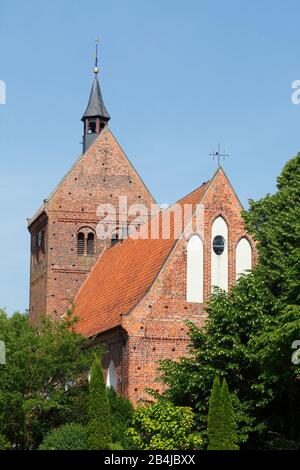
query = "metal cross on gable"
(209, 143, 230, 168)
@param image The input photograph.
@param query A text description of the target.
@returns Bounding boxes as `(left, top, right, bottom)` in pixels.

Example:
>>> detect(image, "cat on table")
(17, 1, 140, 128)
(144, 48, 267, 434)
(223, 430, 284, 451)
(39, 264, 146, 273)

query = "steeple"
(82, 39, 110, 153)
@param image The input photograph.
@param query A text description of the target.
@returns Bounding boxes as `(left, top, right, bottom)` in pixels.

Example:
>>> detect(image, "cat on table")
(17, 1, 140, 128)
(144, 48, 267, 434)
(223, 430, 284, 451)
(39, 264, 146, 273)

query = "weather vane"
(209, 143, 230, 168)
(94, 37, 100, 75)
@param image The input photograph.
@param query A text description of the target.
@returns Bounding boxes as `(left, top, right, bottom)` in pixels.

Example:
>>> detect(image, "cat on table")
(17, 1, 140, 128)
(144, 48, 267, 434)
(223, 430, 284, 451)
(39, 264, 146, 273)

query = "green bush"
(38, 423, 87, 450)
(107, 387, 133, 449)
(127, 401, 202, 450)
(0, 433, 11, 450)
(87, 356, 112, 449)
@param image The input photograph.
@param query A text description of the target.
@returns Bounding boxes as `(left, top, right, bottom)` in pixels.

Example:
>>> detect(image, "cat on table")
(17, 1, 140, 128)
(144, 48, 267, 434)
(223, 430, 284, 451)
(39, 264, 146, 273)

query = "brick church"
(28, 55, 256, 403)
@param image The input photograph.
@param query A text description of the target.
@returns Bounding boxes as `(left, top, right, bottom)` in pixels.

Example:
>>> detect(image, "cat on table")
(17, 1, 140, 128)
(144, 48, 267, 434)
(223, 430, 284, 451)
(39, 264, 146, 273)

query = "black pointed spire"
(82, 39, 110, 153)
(82, 76, 110, 121)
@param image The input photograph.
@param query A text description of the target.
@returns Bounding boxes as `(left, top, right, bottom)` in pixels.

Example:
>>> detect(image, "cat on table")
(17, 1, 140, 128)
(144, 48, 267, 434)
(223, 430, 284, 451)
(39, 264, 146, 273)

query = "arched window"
(211, 216, 228, 292)
(77, 228, 96, 256)
(106, 360, 117, 390)
(87, 232, 95, 256)
(186, 235, 204, 303)
(236, 237, 252, 280)
(77, 232, 85, 256)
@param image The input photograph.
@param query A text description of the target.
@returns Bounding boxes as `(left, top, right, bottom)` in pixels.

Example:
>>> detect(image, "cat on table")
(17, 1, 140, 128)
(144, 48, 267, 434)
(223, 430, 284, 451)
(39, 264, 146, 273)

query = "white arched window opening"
(106, 360, 117, 390)
(186, 234, 204, 303)
(211, 216, 228, 292)
(236, 237, 252, 280)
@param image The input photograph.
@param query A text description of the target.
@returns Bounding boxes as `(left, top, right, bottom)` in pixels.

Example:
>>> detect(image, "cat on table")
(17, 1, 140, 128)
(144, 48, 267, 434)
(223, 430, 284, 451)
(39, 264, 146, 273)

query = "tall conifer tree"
(87, 355, 112, 450)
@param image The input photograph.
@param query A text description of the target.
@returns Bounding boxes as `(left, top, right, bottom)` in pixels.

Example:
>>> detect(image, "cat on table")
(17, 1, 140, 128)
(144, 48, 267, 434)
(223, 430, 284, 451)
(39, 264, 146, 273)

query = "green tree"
(0, 310, 100, 449)
(39, 423, 87, 450)
(220, 379, 239, 450)
(207, 377, 223, 450)
(243, 153, 300, 306)
(87, 355, 112, 450)
(127, 401, 202, 450)
(156, 153, 300, 448)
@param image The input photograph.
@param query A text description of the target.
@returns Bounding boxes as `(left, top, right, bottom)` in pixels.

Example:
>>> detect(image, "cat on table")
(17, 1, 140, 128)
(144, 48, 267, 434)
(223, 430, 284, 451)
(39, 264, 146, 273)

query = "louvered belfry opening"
(87, 232, 95, 256)
(77, 232, 85, 256)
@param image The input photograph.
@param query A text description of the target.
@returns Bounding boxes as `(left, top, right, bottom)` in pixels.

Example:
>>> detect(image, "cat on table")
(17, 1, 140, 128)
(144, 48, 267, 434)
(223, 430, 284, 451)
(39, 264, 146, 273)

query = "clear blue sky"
(0, 0, 299, 314)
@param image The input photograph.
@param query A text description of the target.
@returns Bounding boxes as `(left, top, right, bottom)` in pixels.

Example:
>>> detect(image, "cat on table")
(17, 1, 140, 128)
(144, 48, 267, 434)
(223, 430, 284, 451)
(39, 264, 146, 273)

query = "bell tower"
(81, 39, 110, 153)
(28, 41, 156, 323)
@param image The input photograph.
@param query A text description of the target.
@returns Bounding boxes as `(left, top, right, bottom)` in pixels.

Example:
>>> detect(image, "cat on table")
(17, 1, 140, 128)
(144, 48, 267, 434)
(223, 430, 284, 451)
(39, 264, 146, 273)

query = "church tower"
(28, 45, 155, 323)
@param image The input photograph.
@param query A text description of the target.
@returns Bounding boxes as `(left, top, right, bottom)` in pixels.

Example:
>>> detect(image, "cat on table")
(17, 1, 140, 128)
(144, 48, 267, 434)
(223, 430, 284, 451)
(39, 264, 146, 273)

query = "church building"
(28, 51, 256, 403)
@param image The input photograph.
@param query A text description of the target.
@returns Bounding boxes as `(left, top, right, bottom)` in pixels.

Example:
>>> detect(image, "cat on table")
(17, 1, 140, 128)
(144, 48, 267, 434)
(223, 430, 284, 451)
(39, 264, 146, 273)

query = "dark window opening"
(37, 230, 45, 252)
(87, 233, 95, 256)
(77, 232, 85, 256)
(111, 232, 119, 247)
(88, 121, 96, 133)
(100, 122, 105, 131)
(213, 235, 226, 255)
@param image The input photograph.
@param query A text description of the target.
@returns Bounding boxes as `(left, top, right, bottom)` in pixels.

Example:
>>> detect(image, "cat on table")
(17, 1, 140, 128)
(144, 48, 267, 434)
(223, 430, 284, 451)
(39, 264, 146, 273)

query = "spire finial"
(94, 37, 100, 75)
(209, 143, 230, 168)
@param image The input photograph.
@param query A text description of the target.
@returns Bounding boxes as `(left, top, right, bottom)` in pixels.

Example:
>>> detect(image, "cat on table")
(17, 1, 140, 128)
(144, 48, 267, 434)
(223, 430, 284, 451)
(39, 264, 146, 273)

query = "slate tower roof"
(81, 75, 110, 121)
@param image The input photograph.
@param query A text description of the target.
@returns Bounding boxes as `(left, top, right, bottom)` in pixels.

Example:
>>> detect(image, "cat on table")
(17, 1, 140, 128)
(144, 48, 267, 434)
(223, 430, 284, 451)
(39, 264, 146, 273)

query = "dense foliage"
(87, 355, 112, 450)
(127, 401, 202, 450)
(156, 154, 300, 449)
(0, 310, 100, 449)
(0, 433, 11, 450)
(39, 423, 87, 450)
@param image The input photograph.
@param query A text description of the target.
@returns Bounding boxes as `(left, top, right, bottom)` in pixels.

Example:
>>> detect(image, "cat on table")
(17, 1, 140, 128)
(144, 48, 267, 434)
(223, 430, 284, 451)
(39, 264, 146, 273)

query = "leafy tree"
(127, 401, 202, 450)
(156, 153, 300, 448)
(250, 305, 300, 441)
(0, 310, 100, 449)
(38, 423, 87, 450)
(87, 355, 112, 450)
(107, 387, 133, 449)
(243, 152, 300, 306)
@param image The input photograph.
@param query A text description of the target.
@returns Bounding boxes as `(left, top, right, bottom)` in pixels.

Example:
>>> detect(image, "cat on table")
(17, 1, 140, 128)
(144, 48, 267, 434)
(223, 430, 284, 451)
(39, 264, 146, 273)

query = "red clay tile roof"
(74, 181, 209, 337)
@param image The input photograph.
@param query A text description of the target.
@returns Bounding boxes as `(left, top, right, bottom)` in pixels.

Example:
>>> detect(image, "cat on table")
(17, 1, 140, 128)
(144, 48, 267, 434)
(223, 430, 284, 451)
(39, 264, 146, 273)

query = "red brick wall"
(28, 127, 155, 320)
